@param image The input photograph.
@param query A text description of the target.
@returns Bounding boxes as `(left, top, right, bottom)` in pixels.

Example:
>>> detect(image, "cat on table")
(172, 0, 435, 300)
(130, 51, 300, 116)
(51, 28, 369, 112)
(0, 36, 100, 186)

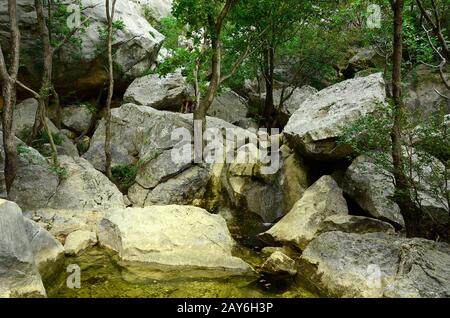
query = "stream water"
(46, 214, 317, 298)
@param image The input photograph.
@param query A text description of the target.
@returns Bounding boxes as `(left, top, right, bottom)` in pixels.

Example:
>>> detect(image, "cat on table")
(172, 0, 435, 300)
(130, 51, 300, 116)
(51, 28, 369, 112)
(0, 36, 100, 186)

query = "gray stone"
(98, 205, 253, 272)
(317, 215, 396, 235)
(47, 156, 125, 211)
(61, 105, 92, 134)
(0, 0, 164, 96)
(64, 230, 97, 256)
(299, 231, 450, 298)
(23, 218, 64, 282)
(261, 175, 349, 249)
(284, 73, 386, 160)
(260, 251, 297, 276)
(342, 155, 405, 228)
(123, 72, 192, 111)
(0, 199, 46, 298)
(207, 90, 248, 125)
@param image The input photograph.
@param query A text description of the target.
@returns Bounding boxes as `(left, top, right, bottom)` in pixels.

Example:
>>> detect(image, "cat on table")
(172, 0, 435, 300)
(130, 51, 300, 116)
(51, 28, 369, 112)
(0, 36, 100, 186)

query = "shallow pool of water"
(46, 248, 317, 298)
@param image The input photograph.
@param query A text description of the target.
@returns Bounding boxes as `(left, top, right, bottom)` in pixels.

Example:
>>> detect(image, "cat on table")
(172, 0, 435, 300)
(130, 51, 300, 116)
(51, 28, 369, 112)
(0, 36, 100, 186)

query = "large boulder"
(223, 143, 309, 223)
(261, 175, 349, 249)
(9, 98, 79, 157)
(299, 231, 450, 298)
(342, 154, 449, 230)
(276, 85, 318, 123)
(207, 89, 248, 125)
(46, 156, 125, 211)
(0, 0, 164, 97)
(128, 165, 212, 207)
(61, 105, 93, 134)
(123, 72, 192, 111)
(23, 218, 64, 283)
(404, 65, 450, 117)
(284, 73, 386, 160)
(0, 200, 46, 298)
(342, 155, 405, 228)
(97, 205, 252, 272)
(10, 153, 124, 211)
(84, 103, 257, 208)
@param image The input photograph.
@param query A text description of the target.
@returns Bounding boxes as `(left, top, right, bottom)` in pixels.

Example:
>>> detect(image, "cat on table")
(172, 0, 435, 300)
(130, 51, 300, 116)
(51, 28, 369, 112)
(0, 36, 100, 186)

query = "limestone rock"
(260, 251, 297, 276)
(284, 73, 386, 160)
(64, 230, 97, 256)
(23, 218, 64, 282)
(123, 72, 192, 111)
(98, 205, 252, 272)
(299, 231, 450, 298)
(261, 175, 349, 249)
(0, 200, 46, 298)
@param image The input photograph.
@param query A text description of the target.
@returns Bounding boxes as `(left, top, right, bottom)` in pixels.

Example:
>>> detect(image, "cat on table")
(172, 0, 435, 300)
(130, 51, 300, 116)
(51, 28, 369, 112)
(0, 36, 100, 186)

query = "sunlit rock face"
(0, 0, 164, 98)
(97, 205, 253, 272)
(284, 73, 386, 160)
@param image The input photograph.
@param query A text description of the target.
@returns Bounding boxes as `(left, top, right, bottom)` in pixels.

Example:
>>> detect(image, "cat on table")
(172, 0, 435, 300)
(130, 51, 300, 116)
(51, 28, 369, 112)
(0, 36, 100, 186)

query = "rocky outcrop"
(342, 154, 449, 230)
(342, 155, 405, 228)
(84, 103, 257, 208)
(0, 200, 46, 298)
(207, 90, 248, 125)
(46, 156, 125, 211)
(64, 230, 97, 256)
(276, 86, 318, 122)
(9, 98, 79, 157)
(128, 165, 212, 207)
(132, 0, 173, 21)
(97, 205, 252, 272)
(299, 231, 450, 298)
(10, 153, 124, 211)
(404, 65, 450, 117)
(123, 72, 192, 111)
(23, 218, 64, 283)
(223, 143, 309, 223)
(0, 0, 164, 97)
(284, 73, 386, 160)
(317, 215, 396, 235)
(61, 105, 93, 134)
(260, 251, 297, 276)
(261, 175, 349, 249)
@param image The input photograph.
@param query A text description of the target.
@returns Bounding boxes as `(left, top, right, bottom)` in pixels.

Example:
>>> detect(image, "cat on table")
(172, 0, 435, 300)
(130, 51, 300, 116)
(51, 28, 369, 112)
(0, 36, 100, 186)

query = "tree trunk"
(391, 0, 419, 237)
(2, 80, 18, 194)
(105, 0, 116, 181)
(263, 47, 275, 128)
(29, 0, 53, 146)
(193, 29, 221, 162)
(0, 0, 20, 194)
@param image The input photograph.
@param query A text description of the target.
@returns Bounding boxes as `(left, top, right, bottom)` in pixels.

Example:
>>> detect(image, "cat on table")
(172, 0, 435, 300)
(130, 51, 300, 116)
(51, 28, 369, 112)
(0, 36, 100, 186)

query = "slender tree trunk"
(105, 0, 117, 180)
(391, 0, 419, 236)
(0, 0, 20, 194)
(192, 0, 237, 162)
(29, 0, 59, 165)
(263, 47, 275, 128)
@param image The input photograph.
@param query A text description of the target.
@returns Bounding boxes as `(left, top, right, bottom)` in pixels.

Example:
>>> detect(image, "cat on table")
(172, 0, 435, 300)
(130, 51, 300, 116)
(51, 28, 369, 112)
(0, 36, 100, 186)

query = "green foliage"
(16, 144, 31, 155)
(50, 164, 68, 180)
(112, 164, 138, 191)
(39, 130, 63, 146)
(339, 103, 450, 215)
